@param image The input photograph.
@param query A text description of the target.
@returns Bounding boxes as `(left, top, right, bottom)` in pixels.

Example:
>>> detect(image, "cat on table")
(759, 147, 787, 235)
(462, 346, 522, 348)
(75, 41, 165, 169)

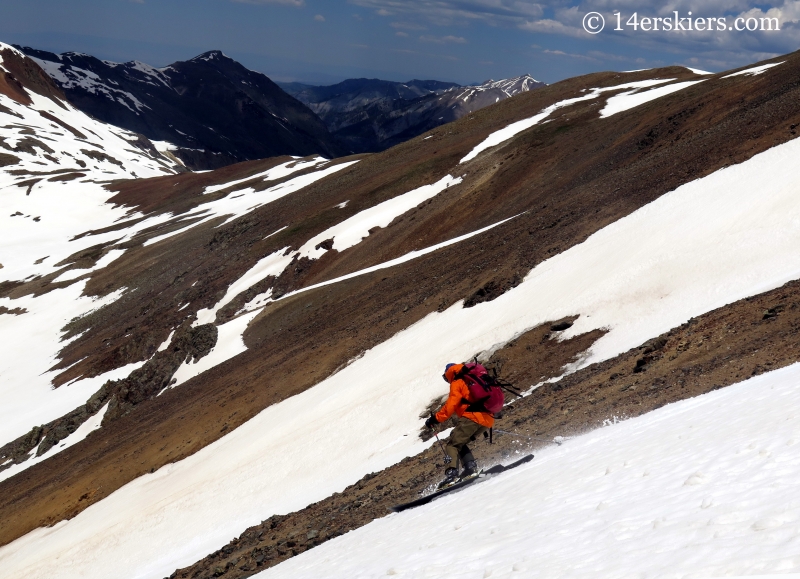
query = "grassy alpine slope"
(1, 44, 800, 578)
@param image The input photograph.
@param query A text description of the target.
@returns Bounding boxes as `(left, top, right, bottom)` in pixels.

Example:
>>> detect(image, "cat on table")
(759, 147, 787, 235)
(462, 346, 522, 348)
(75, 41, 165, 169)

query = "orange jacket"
(435, 364, 495, 428)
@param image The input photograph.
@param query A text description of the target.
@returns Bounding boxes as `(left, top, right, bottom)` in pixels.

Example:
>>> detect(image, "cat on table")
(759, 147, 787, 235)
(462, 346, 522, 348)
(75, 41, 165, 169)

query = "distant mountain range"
(16, 45, 544, 167)
(16, 47, 344, 170)
(280, 75, 546, 153)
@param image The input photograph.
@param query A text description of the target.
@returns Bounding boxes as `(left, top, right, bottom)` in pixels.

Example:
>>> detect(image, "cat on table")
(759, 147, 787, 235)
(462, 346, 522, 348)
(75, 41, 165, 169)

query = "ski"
(389, 454, 534, 513)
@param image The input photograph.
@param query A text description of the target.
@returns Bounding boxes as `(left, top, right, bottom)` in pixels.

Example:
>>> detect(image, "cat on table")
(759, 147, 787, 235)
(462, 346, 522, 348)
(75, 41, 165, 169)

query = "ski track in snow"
(259, 363, 800, 579)
(6, 124, 800, 578)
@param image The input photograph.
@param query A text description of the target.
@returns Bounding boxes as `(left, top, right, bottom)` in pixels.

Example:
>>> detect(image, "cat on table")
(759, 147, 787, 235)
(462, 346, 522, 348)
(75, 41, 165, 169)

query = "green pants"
(445, 417, 488, 469)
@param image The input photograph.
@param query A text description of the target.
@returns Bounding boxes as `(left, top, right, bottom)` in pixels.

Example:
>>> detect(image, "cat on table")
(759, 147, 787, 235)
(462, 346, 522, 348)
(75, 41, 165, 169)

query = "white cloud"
(543, 48, 599, 60)
(419, 34, 468, 43)
(520, 17, 586, 37)
(349, 0, 800, 71)
(314, 13, 325, 21)
(350, 0, 544, 26)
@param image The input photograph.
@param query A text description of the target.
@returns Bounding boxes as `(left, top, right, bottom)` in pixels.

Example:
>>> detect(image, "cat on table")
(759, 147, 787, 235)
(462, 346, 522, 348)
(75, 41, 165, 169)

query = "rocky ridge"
(17, 47, 344, 170)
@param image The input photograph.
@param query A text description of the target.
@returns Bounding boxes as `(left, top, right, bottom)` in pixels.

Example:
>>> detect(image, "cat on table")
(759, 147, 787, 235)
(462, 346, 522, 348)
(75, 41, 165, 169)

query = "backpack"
(454, 362, 509, 415)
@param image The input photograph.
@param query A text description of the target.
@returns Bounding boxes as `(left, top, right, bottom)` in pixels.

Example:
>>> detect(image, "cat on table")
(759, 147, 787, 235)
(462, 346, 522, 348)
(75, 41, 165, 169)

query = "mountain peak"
(190, 50, 231, 63)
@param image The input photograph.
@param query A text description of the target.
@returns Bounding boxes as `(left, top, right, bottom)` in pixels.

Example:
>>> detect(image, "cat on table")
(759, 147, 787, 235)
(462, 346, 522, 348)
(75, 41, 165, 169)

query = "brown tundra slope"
(2, 44, 800, 578)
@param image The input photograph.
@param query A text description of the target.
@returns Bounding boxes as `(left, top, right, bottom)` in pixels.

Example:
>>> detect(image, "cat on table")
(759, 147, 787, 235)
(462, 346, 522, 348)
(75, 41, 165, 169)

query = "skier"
(425, 363, 495, 488)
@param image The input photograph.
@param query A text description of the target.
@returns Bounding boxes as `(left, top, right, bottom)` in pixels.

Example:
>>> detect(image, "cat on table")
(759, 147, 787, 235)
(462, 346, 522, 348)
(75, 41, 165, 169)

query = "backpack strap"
(460, 396, 490, 413)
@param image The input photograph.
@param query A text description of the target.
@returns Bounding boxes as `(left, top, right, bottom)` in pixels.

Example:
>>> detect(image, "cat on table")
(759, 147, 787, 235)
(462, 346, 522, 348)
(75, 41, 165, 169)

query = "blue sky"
(1, 1, 797, 85)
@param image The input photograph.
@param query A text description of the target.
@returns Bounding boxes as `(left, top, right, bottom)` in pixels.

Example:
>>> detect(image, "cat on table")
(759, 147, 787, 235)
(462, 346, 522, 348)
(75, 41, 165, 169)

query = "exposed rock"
(18, 46, 344, 170)
(0, 323, 218, 471)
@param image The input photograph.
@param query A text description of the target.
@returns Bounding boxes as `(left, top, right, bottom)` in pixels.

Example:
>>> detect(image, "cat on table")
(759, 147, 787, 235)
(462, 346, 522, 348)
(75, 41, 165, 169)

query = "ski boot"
(437, 467, 459, 489)
(459, 460, 479, 480)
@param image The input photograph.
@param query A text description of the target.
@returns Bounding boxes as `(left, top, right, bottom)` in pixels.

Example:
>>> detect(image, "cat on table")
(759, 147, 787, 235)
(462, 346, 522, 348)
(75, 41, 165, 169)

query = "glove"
(424, 414, 439, 429)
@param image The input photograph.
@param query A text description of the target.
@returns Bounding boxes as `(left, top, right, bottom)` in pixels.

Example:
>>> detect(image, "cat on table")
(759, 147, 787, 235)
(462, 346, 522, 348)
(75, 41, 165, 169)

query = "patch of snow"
(150, 140, 179, 152)
(210, 161, 360, 228)
(0, 403, 109, 484)
(334, 200, 348, 209)
(51, 249, 126, 283)
(600, 80, 706, 118)
(261, 363, 800, 579)
(722, 62, 784, 78)
(0, 88, 180, 192)
(241, 288, 273, 313)
(299, 175, 463, 260)
(140, 211, 212, 247)
(203, 157, 326, 195)
(264, 225, 287, 240)
(170, 310, 261, 389)
(685, 67, 713, 75)
(194, 248, 294, 326)
(0, 42, 26, 63)
(156, 330, 175, 352)
(460, 79, 673, 163)
(30, 57, 150, 112)
(281, 214, 519, 302)
(137, 161, 358, 250)
(126, 61, 171, 87)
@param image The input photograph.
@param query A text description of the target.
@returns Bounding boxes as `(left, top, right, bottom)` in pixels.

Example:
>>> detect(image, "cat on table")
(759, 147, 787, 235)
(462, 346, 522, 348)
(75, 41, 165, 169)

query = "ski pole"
(492, 429, 565, 445)
(432, 429, 452, 463)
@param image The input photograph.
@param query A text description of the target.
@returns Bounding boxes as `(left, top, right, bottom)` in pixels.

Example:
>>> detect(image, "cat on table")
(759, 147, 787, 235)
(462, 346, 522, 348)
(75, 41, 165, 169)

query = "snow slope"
(0, 158, 355, 447)
(5, 111, 800, 578)
(0, 43, 188, 446)
(0, 49, 179, 188)
(262, 362, 800, 579)
(30, 55, 152, 113)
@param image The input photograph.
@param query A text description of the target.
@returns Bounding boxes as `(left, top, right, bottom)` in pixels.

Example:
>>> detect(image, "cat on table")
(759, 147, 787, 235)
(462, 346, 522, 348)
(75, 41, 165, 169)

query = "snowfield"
(4, 107, 800, 578)
(0, 156, 354, 447)
(260, 362, 800, 579)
